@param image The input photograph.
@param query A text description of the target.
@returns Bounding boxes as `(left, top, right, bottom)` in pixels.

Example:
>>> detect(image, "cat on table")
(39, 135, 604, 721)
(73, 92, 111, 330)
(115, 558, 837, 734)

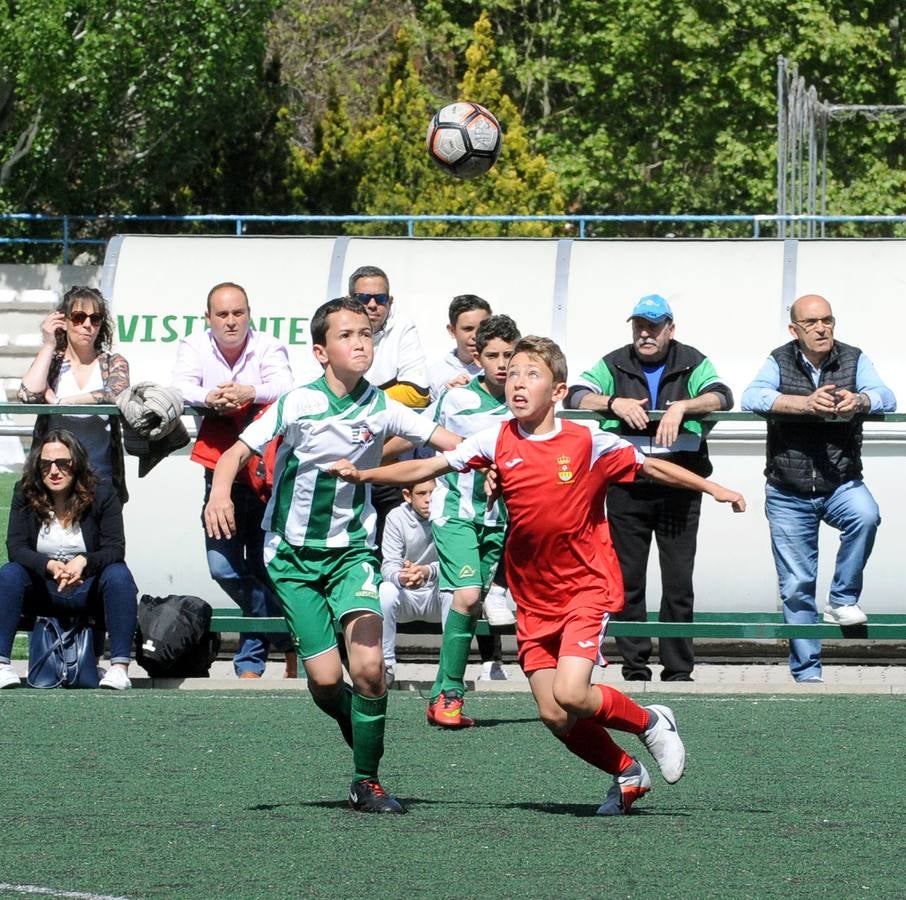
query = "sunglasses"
(39, 457, 74, 474)
(69, 311, 104, 326)
(352, 292, 391, 306)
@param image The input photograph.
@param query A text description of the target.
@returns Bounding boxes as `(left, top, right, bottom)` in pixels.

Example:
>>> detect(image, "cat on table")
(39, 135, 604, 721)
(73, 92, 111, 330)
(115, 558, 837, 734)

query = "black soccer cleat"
(348, 777, 407, 814)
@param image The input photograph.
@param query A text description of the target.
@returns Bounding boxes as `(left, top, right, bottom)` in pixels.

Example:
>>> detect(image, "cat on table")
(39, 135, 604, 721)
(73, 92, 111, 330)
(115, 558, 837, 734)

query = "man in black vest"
(564, 294, 733, 682)
(742, 294, 896, 683)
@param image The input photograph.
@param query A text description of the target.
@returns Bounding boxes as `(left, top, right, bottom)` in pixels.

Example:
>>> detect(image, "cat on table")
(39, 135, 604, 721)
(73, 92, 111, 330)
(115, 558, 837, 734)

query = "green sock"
(440, 609, 478, 696)
(351, 691, 387, 781)
(430, 642, 446, 701)
(312, 684, 354, 749)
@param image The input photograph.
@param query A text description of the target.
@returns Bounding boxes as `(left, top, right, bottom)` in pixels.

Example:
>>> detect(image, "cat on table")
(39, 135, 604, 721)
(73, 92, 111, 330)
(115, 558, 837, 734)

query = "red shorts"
(517, 605, 612, 674)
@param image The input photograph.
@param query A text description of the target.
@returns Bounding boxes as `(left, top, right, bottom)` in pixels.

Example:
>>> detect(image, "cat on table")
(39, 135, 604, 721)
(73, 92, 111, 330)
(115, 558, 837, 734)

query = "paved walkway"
(9, 659, 903, 694)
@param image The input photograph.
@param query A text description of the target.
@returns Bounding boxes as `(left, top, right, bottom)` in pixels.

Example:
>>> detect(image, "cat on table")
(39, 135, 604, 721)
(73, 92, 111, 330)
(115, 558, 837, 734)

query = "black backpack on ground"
(135, 594, 220, 677)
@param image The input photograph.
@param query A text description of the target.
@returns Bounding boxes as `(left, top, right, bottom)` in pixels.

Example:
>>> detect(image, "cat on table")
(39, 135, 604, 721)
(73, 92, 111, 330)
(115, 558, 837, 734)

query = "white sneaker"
(0, 663, 21, 689)
(99, 666, 132, 690)
(483, 586, 515, 626)
(823, 603, 867, 626)
(640, 704, 686, 784)
(478, 660, 508, 681)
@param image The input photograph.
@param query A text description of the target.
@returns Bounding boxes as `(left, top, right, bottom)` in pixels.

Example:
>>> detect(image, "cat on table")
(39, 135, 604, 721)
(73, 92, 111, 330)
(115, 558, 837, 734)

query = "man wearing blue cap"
(564, 295, 733, 681)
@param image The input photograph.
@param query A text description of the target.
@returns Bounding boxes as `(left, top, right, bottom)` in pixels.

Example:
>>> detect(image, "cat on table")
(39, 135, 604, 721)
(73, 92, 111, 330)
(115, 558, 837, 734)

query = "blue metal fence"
(4, 212, 906, 264)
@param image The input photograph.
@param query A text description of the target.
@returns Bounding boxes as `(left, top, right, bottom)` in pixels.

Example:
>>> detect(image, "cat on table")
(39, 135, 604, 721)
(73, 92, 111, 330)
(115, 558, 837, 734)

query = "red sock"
(557, 717, 633, 775)
(593, 684, 650, 734)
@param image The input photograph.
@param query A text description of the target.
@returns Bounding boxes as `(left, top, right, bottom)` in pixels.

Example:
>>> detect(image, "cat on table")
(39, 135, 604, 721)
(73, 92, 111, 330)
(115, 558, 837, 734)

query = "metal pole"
(62, 215, 70, 265)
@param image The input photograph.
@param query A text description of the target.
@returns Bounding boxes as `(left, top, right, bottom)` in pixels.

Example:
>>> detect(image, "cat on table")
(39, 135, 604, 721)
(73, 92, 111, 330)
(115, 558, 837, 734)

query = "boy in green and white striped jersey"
(204, 298, 460, 814)
(425, 314, 520, 729)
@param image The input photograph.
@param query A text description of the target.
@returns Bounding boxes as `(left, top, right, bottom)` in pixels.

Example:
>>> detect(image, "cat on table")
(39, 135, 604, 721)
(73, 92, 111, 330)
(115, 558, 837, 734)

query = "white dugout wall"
(101, 235, 906, 613)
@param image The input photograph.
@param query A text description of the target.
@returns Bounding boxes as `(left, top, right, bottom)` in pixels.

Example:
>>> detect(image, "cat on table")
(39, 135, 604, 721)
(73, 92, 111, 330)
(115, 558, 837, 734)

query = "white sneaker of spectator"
(479, 660, 508, 681)
(483, 585, 515, 626)
(822, 603, 867, 626)
(0, 663, 22, 689)
(99, 666, 132, 690)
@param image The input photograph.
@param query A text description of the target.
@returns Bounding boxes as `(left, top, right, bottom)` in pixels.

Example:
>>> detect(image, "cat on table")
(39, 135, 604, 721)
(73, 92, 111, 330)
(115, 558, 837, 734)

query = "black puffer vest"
(764, 340, 862, 495)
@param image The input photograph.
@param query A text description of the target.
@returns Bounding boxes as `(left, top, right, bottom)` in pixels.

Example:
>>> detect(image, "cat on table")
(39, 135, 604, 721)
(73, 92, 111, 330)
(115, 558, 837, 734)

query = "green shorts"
(431, 518, 505, 592)
(264, 536, 382, 660)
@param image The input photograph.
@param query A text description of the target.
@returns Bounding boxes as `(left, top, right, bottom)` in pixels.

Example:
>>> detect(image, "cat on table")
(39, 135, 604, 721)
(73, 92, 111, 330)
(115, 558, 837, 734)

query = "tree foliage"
(292, 13, 565, 237)
(414, 1, 906, 235)
(0, 0, 284, 215)
(2, 0, 906, 251)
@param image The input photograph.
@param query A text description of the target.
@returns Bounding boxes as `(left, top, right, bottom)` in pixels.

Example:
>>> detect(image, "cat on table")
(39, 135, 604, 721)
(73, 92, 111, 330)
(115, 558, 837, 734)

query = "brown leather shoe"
(283, 651, 298, 679)
(239, 671, 262, 679)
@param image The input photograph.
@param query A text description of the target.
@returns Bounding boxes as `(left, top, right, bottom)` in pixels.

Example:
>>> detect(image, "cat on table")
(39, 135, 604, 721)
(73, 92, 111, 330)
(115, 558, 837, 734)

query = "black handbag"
(27, 616, 100, 689)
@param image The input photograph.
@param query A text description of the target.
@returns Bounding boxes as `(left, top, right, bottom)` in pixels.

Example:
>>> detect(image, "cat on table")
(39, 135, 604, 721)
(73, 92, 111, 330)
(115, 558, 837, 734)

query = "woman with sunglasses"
(18, 286, 130, 503)
(0, 429, 138, 689)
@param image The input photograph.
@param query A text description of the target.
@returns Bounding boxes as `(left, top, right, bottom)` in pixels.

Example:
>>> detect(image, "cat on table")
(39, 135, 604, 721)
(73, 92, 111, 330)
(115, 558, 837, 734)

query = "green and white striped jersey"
(240, 376, 436, 549)
(429, 376, 511, 527)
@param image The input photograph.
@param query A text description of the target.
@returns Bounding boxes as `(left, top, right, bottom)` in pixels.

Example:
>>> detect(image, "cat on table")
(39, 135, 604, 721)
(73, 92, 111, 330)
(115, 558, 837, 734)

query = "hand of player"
(444, 373, 471, 391)
(203, 493, 237, 539)
(611, 396, 650, 430)
(483, 464, 501, 502)
(711, 487, 746, 512)
(655, 402, 685, 447)
(327, 459, 363, 483)
(399, 561, 427, 588)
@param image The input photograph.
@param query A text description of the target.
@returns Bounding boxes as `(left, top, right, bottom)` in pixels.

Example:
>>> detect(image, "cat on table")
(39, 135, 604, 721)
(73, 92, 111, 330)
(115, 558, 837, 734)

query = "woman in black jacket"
(0, 429, 137, 689)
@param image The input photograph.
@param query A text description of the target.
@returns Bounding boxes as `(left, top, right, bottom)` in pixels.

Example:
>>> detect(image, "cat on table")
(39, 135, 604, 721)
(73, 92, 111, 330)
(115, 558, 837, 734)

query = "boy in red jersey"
(329, 336, 745, 815)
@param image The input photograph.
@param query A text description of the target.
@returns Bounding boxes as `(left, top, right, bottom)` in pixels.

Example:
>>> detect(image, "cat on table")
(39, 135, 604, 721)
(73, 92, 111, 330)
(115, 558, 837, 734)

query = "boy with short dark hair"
(204, 297, 459, 815)
(427, 294, 492, 400)
(423, 314, 520, 727)
(330, 335, 746, 814)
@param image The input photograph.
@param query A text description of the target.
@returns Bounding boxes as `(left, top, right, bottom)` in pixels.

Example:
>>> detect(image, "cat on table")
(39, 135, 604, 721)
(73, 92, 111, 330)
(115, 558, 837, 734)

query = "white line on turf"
(0, 884, 132, 900)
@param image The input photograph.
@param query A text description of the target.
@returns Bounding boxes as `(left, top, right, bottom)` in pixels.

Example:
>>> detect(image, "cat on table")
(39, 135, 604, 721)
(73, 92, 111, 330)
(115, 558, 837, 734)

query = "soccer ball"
(426, 101, 502, 180)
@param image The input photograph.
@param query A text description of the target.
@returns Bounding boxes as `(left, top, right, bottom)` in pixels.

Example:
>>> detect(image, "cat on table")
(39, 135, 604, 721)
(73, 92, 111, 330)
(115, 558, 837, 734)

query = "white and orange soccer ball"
(426, 101, 502, 180)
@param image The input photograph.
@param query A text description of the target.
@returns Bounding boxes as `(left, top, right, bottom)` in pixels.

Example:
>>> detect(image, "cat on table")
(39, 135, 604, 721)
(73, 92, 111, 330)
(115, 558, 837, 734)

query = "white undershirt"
(51, 359, 112, 478)
(36, 515, 87, 562)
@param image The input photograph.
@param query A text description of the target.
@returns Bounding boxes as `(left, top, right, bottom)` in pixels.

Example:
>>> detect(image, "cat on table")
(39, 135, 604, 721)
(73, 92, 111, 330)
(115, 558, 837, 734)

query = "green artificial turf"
(0, 691, 904, 899)
(0, 471, 16, 566)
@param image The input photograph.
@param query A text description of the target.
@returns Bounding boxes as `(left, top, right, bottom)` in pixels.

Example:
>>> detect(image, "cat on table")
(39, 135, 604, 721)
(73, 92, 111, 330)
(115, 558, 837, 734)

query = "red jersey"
(444, 418, 643, 618)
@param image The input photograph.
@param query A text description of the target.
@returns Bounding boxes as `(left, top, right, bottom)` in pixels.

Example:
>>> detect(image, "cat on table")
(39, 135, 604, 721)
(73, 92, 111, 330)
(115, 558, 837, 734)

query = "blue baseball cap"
(627, 294, 673, 323)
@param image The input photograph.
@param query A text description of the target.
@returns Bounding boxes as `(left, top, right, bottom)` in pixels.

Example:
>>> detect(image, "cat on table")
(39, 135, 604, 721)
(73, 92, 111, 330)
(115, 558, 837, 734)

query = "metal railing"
(5, 212, 906, 264)
(2, 404, 905, 439)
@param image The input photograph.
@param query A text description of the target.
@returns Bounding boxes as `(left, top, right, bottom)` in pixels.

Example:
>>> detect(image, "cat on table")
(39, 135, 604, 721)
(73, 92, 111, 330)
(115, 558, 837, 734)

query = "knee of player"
(453, 586, 482, 615)
(538, 709, 572, 737)
(551, 682, 590, 717)
(347, 652, 386, 695)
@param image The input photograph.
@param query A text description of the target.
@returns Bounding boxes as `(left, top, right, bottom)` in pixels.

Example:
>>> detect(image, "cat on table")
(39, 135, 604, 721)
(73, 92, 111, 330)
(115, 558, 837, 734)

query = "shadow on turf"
(248, 799, 692, 818)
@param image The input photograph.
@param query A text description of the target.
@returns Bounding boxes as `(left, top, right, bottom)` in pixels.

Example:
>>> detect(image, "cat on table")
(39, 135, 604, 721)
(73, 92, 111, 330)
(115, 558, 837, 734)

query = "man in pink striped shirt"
(173, 282, 295, 678)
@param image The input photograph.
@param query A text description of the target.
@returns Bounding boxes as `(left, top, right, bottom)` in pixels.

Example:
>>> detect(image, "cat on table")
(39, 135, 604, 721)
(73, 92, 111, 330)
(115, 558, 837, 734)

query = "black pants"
(607, 482, 701, 680)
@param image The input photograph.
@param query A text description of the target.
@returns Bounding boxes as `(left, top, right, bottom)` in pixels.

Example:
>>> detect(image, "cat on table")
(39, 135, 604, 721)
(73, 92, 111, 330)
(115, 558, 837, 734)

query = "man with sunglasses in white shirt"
(348, 265, 430, 410)
(742, 294, 896, 683)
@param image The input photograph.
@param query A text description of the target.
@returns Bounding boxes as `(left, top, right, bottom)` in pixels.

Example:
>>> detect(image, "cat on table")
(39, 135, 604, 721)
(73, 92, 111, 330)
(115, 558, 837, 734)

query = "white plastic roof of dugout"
(102, 235, 906, 611)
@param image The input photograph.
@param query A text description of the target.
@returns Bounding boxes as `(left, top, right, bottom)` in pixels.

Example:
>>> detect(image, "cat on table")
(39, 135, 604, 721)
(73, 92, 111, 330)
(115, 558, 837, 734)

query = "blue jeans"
(0, 560, 138, 664)
(203, 473, 287, 675)
(765, 480, 880, 681)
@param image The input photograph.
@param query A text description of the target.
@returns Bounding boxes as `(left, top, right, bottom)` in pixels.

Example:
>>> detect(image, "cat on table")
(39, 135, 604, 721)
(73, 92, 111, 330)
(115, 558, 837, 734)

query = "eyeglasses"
(793, 316, 835, 332)
(39, 457, 73, 474)
(69, 311, 104, 326)
(352, 292, 391, 306)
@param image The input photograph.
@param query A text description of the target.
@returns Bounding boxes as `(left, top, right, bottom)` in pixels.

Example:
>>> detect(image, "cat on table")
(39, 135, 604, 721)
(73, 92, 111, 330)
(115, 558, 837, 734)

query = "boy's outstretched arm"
(329, 453, 453, 486)
(641, 457, 746, 512)
(204, 440, 254, 539)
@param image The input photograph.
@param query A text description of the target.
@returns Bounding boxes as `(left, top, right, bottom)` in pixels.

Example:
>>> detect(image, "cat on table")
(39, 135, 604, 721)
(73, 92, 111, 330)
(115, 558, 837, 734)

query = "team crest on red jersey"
(557, 454, 574, 483)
